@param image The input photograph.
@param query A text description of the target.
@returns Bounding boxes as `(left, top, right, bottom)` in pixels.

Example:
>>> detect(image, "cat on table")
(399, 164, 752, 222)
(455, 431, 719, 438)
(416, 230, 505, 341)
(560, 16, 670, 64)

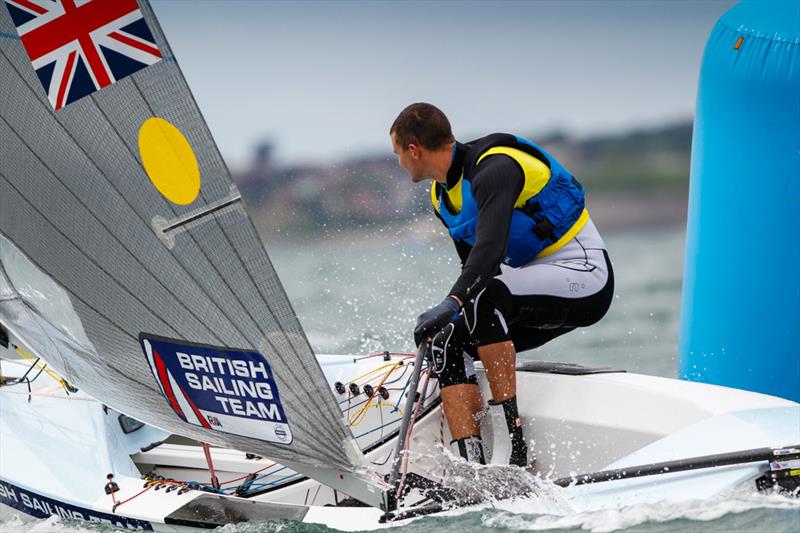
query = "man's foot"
(509, 437, 528, 467)
(451, 435, 486, 464)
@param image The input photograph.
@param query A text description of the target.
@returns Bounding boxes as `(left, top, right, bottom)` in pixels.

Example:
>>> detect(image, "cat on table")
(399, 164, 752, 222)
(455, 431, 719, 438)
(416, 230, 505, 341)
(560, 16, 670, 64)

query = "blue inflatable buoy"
(679, 1, 800, 401)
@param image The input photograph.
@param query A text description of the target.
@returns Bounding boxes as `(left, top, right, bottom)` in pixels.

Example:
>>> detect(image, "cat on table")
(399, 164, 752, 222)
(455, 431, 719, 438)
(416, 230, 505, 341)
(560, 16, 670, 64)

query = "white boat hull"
(1, 347, 797, 531)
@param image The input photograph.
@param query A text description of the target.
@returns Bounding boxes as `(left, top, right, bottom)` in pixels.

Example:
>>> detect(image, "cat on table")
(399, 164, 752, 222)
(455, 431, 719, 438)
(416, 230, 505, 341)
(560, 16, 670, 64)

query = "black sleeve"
(452, 238, 472, 267)
(434, 206, 473, 267)
(448, 154, 524, 302)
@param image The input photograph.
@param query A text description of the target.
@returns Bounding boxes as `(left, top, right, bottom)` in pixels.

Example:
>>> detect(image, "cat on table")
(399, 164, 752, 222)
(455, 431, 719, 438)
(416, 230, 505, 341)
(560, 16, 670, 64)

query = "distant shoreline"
(588, 189, 688, 233)
(258, 189, 688, 246)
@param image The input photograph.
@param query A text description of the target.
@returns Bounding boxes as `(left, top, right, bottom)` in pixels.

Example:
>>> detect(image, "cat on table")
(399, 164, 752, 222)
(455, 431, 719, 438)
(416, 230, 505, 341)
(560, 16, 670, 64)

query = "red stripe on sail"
(153, 350, 185, 419)
(13, 0, 48, 16)
(55, 50, 76, 111)
(179, 384, 212, 429)
(108, 31, 161, 58)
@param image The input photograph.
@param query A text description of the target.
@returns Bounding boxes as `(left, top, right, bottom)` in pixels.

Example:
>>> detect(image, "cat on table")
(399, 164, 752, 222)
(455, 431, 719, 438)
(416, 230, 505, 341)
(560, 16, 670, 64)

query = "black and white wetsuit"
(432, 147, 614, 386)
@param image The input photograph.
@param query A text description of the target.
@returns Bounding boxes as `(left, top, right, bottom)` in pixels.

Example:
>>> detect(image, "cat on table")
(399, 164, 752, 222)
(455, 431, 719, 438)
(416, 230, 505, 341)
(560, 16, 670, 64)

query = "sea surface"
(2, 226, 798, 533)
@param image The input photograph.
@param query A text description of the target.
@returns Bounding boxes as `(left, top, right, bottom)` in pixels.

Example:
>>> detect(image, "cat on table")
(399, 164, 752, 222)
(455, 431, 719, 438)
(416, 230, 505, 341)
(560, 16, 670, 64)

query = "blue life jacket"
(432, 133, 588, 267)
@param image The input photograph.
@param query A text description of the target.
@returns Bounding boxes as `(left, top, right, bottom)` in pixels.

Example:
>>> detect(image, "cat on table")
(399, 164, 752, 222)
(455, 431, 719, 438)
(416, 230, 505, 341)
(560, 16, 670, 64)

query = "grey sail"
(0, 0, 388, 508)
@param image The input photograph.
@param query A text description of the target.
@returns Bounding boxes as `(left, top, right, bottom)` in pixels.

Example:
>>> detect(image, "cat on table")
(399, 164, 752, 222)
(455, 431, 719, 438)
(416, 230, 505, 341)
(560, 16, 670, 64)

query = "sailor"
(390, 103, 614, 467)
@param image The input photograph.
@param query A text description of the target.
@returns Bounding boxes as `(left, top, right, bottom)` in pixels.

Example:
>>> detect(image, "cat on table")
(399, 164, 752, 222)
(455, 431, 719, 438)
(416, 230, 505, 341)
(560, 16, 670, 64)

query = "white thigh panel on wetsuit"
(496, 217, 609, 299)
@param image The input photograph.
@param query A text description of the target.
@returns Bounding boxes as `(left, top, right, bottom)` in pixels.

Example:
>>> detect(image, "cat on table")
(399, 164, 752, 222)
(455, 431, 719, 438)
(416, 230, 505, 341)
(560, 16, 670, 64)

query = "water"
(2, 227, 798, 532)
(271, 224, 683, 378)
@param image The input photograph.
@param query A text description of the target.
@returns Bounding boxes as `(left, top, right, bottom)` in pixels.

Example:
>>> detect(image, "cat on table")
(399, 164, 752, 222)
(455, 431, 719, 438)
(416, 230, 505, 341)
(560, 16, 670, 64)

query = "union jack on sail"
(3, 0, 162, 110)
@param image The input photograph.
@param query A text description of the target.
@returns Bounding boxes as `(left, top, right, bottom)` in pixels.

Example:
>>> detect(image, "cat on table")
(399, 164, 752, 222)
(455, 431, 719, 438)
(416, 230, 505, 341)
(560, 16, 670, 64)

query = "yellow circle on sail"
(138, 117, 200, 205)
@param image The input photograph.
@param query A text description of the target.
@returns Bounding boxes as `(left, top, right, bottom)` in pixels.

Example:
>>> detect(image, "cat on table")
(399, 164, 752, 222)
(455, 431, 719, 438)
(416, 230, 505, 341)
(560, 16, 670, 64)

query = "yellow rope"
(348, 361, 406, 427)
(346, 361, 404, 386)
(15, 345, 72, 393)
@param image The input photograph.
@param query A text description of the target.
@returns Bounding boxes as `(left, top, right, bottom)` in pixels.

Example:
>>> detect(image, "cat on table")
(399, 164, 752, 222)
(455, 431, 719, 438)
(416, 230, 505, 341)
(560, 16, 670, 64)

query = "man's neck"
(443, 142, 465, 188)
(431, 142, 457, 184)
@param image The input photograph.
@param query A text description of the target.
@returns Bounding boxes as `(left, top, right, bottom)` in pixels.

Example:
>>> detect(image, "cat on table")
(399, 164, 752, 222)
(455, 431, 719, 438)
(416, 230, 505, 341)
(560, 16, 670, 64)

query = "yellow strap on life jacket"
(536, 208, 590, 258)
(476, 146, 551, 208)
(431, 176, 465, 214)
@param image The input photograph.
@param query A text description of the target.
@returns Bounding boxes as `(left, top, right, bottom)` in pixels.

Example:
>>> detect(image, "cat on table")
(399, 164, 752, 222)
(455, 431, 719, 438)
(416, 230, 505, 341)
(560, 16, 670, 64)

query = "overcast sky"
(151, 0, 736, 166)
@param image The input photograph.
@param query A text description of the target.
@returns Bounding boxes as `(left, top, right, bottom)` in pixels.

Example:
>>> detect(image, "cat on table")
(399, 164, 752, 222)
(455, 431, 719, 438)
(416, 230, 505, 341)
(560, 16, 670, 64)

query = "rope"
(348, 358, 413, 427)
(14, 346, 73, 393)
(395, 366, 432, 498)
(346, 355, 414, 387)
(201, 443, 220, 489)
(111, 483, 156, 511)
(3, 347, 74, 395)
(348, 364, 398, 427)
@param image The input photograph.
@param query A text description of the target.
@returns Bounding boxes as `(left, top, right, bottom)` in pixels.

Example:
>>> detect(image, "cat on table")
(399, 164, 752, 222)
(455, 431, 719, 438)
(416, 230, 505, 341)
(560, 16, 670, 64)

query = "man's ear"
(408, 143, 421, 159)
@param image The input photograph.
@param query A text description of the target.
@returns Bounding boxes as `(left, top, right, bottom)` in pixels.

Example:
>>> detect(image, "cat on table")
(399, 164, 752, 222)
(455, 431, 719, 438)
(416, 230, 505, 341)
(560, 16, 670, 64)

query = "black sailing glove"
(413, 297, 460, 347)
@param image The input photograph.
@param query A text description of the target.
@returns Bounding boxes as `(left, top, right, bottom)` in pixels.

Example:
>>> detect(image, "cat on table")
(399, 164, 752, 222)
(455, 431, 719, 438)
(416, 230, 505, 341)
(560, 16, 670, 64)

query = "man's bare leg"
(478, 340, 529, 467)
(441, 383, 485, 463)
(478, 340, 517, 401)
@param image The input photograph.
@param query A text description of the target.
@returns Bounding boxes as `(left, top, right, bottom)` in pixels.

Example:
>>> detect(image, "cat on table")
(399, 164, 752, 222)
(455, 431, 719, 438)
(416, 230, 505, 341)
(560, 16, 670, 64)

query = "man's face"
(391, 132, 426, 183)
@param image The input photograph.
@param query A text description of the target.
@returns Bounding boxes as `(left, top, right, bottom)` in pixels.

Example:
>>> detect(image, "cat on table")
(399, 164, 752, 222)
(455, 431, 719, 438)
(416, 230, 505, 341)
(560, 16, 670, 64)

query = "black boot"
(451, 435, 486, 464)
(492, 396, 528, 467)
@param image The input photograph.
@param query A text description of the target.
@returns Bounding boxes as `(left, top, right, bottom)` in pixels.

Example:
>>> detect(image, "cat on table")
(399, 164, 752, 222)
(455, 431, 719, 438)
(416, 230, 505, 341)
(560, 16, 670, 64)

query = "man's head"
(390, 103, 455, 183)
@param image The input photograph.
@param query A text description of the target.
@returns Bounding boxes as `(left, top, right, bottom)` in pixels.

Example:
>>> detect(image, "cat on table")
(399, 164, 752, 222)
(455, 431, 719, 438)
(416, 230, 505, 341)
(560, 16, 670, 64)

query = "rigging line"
(0, 168, 182, 340)
(391, 361, 425, 412)
(349, 362, 405, 426)
(0, 50, 234, 348)
(130, 78, 343, 442)
(348, 360, 411, 385)
(15, 345, 72, 392)
(111, 483, 156, 510)
(381, 366, 413, 387)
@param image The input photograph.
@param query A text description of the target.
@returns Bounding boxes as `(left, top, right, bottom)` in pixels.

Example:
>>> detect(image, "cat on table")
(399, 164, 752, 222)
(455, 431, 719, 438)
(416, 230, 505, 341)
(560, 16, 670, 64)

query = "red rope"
(201, 442, 220, 489)
(112, 483, 156, 510)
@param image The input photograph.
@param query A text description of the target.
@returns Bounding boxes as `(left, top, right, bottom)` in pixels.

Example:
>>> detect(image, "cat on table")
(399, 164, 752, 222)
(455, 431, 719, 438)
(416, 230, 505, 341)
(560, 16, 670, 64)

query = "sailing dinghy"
(1, 1, 798, 530)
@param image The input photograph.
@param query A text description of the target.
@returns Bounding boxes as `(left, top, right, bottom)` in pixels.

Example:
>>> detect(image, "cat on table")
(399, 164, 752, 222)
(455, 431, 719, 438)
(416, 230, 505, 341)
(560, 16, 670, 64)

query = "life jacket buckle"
(520, 200, 542, 218)
(533, 216, 555, 240)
